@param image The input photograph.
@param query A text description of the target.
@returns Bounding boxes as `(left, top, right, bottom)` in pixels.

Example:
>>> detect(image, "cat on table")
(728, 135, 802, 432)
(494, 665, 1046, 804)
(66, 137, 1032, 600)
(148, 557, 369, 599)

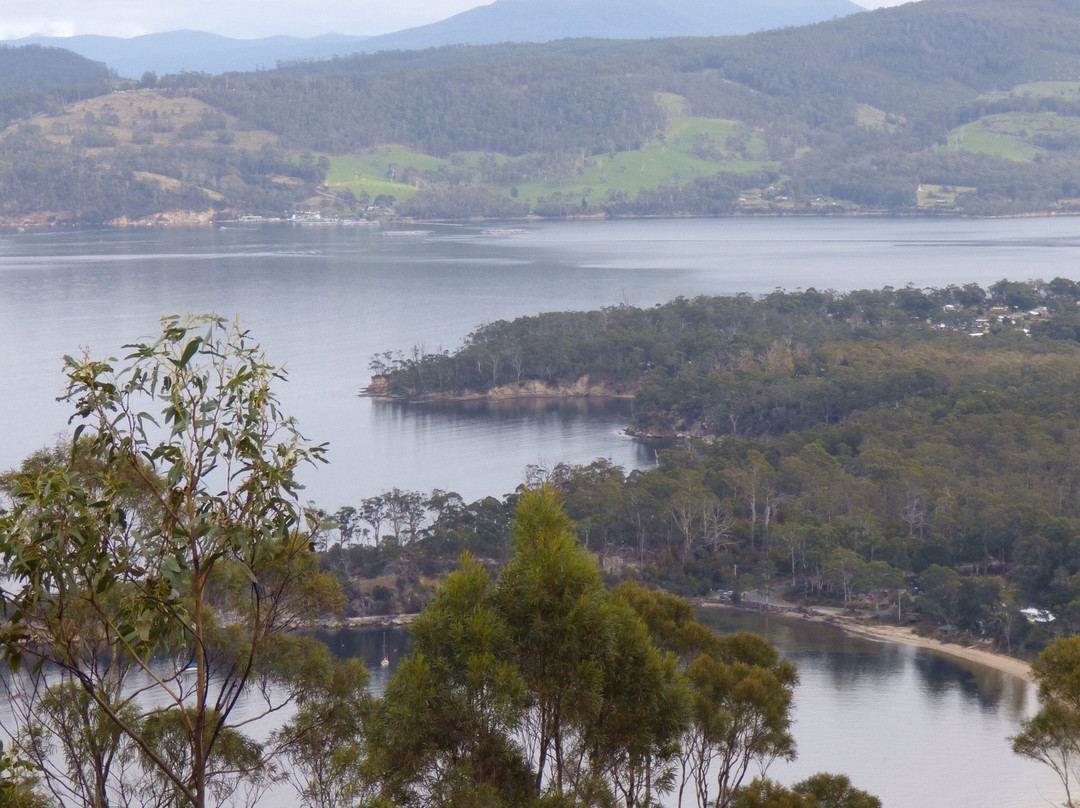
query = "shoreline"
(838, 620, 1033, 683)
(332, 603, 1034, 683)
(360, 376, 640, 403)
(361, 388, 637, 403)
(6, 208, 1080, 232)
(700, 601, 1034, 683)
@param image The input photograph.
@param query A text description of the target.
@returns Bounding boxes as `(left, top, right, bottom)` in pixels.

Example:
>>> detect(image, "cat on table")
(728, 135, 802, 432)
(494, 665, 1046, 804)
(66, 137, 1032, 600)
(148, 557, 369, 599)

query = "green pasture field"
(947, 112, 1080, 161)
(979, 81, 1080, 102)
(323, 146, 456, 203)
(322, 93, 776, 208)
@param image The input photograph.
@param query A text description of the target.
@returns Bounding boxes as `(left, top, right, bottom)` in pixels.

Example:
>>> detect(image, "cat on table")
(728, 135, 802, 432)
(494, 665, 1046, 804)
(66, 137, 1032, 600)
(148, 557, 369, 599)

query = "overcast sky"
(0, 0, 922, 40)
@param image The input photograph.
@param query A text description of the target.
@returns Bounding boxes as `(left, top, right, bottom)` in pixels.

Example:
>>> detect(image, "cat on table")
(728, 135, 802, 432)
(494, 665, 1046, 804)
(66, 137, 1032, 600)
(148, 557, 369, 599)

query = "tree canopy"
(0, 315, 346, 808)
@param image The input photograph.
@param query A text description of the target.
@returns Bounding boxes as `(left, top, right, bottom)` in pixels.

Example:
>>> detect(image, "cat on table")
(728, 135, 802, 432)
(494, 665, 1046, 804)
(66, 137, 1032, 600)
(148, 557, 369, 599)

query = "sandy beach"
(832, 619, 1034, 683)
(702, 600, 1034, 683)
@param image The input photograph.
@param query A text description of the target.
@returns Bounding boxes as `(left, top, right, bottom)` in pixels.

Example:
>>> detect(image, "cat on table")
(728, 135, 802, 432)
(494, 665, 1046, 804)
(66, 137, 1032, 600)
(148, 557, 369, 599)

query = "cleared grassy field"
(947, 112, 1080, 161)
(917, 184, 974, 209)
(497, 96, 773, 204)
(323, 147, 457, 203)
(947, 128, 1037, 160)
(326, 93, 776, 208)
(979, 81, 1080, 101)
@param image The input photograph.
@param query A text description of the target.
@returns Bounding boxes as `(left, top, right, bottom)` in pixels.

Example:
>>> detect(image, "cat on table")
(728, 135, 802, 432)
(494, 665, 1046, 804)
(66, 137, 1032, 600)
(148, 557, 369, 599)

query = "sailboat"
(381, 632, 390, 667)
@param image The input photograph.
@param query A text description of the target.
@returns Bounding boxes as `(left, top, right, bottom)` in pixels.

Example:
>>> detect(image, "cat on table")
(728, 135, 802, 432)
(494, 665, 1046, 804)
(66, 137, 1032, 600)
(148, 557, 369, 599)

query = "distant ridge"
(3, 0, 864, 77)
(365, 0, 866, 51)
(6, 31, 373, 78)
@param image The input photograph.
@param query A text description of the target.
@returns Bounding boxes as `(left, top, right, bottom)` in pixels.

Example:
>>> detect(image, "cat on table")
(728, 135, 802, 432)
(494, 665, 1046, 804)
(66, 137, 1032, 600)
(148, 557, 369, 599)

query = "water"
(696, 609, 1058, 808)
(4, 216, 1080, 511)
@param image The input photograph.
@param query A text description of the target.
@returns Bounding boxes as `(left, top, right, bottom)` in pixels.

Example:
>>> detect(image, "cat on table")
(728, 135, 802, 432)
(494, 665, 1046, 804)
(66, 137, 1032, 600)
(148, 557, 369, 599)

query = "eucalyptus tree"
(366, 551, 531, 808)
(1012, 636, 1080, 808)
(370, 487, 689, 808)
(495, 487, 690, 804)
(0, 315, 344, 808)
(271, 658, 374, 808)
(678, 633, 798, 808)
(731, 774, 881, 808)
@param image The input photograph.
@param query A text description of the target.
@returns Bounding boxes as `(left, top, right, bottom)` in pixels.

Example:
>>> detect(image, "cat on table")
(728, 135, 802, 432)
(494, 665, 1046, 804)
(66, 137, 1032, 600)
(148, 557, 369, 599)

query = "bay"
(4, 216, 1080, 509)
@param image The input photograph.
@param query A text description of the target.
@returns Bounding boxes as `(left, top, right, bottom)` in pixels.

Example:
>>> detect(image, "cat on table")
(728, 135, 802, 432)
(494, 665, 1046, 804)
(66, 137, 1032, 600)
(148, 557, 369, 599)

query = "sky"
(0, 0, 922, 40)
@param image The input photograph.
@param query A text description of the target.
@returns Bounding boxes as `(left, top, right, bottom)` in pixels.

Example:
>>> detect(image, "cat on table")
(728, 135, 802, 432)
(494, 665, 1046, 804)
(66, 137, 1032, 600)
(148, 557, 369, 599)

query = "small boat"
(381, 632, 390, 667)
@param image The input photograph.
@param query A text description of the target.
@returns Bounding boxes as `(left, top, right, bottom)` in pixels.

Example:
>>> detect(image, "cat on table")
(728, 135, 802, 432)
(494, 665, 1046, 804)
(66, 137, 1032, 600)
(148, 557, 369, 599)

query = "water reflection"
(695, 608, 1056, 808)
(375, 395, 633, 420)
(312, 625, 415, 696)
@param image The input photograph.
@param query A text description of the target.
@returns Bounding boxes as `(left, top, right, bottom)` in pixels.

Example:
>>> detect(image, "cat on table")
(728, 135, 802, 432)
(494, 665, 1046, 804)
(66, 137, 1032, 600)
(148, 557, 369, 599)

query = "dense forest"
(14, 0, 1080, 220)
(0, 45, 115, 129)
(355, 279, 1080, 656)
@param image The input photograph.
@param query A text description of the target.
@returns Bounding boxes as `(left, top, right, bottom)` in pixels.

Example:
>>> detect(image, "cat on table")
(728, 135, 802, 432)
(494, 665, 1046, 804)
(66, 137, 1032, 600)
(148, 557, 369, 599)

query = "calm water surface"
(697, 610, 1059, 808)
(4, 216, 1080, 508)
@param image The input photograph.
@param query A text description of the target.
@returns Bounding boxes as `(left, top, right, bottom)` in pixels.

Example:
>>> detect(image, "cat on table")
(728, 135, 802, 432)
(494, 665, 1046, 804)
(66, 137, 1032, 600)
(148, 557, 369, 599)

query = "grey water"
(696, 610, 1057, 808)
(5, 216, 1080, 510)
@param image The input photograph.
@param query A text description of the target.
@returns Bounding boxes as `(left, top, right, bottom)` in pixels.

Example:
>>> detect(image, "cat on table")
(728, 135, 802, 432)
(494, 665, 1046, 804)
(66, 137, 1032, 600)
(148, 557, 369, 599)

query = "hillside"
(0, 89, 324, 225)
(12, 0, 1080, 223)
(7, 31, 375, 79)
(0, 45, 115, 128)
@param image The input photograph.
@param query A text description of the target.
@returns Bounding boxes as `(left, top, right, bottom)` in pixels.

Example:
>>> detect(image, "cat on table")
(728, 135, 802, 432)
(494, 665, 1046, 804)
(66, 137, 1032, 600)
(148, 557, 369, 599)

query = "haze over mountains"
(3, 0, 865, 77)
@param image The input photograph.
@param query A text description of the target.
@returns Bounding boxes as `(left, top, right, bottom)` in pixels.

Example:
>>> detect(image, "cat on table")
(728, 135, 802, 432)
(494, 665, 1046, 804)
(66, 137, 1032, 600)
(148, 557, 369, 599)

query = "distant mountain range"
(364, 0, 865, 52)
(3, 0, 864, 78)
(5, 31, 373, 78)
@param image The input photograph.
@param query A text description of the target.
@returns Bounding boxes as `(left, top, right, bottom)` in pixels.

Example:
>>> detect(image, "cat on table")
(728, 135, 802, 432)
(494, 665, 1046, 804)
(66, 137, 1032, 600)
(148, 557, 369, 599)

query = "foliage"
(368, 488, 816, 808)
(0, 315, 343, 808)
(0, 739, 50, 808)
(678, 633, 798, 808)
(731, 774, 881, 808)
(1012, 636, 1080, 808)
(365, 279, 1080, 653)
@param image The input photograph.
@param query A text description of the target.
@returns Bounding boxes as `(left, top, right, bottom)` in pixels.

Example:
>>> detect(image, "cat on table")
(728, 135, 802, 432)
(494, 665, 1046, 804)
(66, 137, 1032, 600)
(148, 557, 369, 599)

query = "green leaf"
(177, 337, 203, 369)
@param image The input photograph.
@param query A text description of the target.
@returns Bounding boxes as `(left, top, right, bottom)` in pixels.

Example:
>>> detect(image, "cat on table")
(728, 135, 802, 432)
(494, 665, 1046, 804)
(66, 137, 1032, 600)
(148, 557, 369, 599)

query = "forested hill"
(368, 280, 1080, 642)
(0, 45, 114, 128)
(17, 0, 1080, 222)
(371, 278, 1080, 442)
(207, 0, 1080, 157)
